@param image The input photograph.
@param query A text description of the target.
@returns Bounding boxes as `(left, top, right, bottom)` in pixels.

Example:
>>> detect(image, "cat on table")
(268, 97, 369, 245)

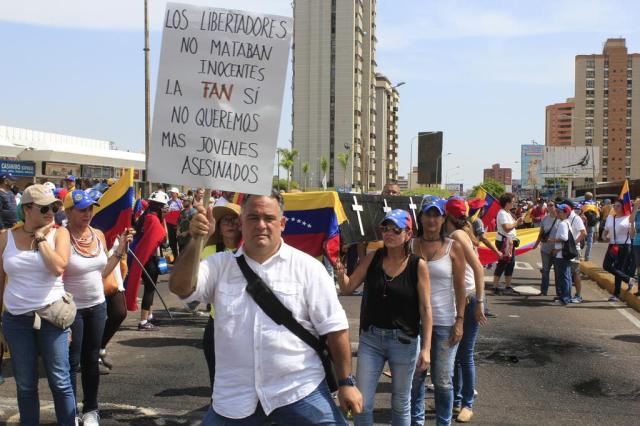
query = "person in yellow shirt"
(201, 202, 242, 393)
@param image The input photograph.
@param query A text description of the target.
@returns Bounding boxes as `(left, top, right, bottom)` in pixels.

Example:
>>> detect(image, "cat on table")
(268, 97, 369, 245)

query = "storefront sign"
(0, 160, 35, 177)
(82, 165, 114, 179)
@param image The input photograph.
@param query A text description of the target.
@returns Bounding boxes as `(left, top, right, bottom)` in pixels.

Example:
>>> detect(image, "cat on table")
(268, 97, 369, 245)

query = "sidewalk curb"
(580, 261, 640, 313)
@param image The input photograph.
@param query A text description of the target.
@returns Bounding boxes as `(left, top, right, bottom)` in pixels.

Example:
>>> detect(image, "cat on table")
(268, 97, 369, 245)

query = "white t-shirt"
(604, 215, 631, 244)
(554, 220, 570, 259)
(496, 209, 516, 240)
(567, 212, 586, 241)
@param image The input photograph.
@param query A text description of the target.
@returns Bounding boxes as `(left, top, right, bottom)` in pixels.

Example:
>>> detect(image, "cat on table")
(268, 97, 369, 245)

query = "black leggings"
(203, 315, 215, 393)
(167, 224, 178, 259)
(603, 244, 635, 297)
(494, 239, 516, 278)
(141, 258, 160, 311)
(101, 291, 127, 349)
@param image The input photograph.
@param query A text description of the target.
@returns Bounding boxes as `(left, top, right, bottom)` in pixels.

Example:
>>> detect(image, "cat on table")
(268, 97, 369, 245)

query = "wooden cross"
(351, 195, 365, 236)
(382, 198, 392, 213)
(409, 197, 419, 230)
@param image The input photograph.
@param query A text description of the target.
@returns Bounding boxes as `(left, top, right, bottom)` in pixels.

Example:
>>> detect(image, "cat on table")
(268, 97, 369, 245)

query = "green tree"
(336, 150, 351, 190)
(469, 177, 506, 199)
(278, 148, 299, 192)
(301, 162, 310, 191)
(320, 156, 329, 190)
(402, 187, 452, 198)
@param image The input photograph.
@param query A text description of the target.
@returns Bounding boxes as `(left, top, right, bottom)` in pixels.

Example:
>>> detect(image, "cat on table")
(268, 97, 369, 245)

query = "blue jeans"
(540, 250, 554, 295)
(201, 380, 347, 425)
(2, 311, 76, 425)
(354, 326, 419, 426)
(411, 325, 459, 426)
(553, 257, 572, 304)
(584, 226, 596, 261)
(69, 301, 107, 414)
(453, 297, 480, 410)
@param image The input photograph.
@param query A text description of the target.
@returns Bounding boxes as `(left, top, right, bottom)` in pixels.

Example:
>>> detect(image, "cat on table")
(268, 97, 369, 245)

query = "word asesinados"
(181, 155, 259, 183)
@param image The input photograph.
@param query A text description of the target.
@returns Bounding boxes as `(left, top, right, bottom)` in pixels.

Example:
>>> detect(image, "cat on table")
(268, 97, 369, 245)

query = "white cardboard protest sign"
(149, 3, 292, 194)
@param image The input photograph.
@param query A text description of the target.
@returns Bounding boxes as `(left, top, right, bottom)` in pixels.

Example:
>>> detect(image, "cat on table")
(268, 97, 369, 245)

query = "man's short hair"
(242, 190, 284, 214)
(585, 192, 593, 200)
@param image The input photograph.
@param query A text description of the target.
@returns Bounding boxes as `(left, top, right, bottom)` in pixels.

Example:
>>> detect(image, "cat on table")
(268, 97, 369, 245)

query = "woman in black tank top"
(336, 209, 432, 425)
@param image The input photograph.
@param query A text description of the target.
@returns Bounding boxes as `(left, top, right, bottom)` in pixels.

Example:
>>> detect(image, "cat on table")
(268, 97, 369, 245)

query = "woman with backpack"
(123, 191, 169, 329)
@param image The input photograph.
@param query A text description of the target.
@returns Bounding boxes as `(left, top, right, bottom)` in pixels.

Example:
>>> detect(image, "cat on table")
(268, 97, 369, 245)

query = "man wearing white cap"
(166, 188, 183, 260)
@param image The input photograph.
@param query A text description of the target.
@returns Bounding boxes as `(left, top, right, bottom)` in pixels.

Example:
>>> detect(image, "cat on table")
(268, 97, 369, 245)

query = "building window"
(628, 99, 632, 108)
(604, 99, 609, 108)
(626, 128, 631, 136)
(628, 89, 632, 98)
(603, 80, 608, 88)
(627, 138, 631, 147)
(627, 118, 632, 127)
(603, 148, 608, 156)
(587, 80, 595, 88)
(586, 138, 593, 145)
(603, 128, 608, 136)
(603, 110, 608, 118)
(604, 89, 608, 97)
(586, 90, 594, 98)
(628, 70, 632, 78)
(587, 59, 595, 68)
(602, 119, 607, 127)
(603, 138, 608, 146)
(587, 119, 594, 127)
(603, 158, 608, 165)
(604, 59, 609, 67)
(586, 109, 594, 117)
(628, 58, 633, 68)
(586, 70, 595, 78)
(604, 69, 609, 78)
(586, 99, 594, 107)
(626, 148, 631, 156)
(585, 128, 593, 137)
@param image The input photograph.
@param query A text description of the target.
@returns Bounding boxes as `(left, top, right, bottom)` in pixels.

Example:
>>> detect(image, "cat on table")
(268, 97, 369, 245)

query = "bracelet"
(34, 236, 47, 245)
(455, 315, 464, 321)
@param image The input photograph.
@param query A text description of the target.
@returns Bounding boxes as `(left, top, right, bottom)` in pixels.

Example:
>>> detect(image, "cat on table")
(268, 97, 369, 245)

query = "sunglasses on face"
(379, 224, 404, 235)
(34, 204, 60, 214)
(220, 216, 238, 225)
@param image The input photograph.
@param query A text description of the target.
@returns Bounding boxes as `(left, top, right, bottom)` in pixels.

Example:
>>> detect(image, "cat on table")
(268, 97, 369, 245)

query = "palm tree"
(278, 148, 299, 191)
(302, 162, 310, 191)
(320, 156, 329, 190)
(336, 150, 351, 190)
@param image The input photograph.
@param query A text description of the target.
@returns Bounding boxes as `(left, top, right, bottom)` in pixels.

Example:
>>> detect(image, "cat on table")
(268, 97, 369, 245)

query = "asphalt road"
(1, 241, 639, 425)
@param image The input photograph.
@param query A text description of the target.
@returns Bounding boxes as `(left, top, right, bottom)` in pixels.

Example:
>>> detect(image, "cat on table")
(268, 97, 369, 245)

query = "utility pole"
(144, 0, 152, 197)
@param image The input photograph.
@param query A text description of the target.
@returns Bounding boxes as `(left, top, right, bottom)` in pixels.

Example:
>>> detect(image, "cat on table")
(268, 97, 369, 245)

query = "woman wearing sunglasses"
(63, 190, 134, 425)
(410, 196, 466, 426)
(336, 209, 432, 426)
(0, 184, 76, 425)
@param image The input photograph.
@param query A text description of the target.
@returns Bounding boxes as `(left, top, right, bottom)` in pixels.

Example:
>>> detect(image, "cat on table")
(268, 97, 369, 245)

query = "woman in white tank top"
(63, 190, 133, 425)
(410, 196, 467, 426)
(0, 184, 76, 425)
(443, 197, 488, 422)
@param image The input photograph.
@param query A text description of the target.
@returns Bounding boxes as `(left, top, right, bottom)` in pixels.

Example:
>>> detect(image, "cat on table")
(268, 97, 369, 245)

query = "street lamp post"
(445, 165, 460, 187)
(435, 152, 452, 189)
(558, 114, 597, 198)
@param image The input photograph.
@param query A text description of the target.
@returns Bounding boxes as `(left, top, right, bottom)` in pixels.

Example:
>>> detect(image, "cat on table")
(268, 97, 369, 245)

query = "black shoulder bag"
(562, 217, 579, 260)
(235, 255, 339, 392)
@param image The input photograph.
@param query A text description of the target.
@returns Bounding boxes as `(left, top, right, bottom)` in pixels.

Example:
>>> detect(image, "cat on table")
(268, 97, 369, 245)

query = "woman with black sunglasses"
(335, 209, 431, 426)
(0, 184, 76, 425)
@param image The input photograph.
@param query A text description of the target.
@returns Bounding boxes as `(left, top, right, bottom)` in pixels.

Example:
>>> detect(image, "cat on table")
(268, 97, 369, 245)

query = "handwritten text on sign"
(149, 3, 292, 194)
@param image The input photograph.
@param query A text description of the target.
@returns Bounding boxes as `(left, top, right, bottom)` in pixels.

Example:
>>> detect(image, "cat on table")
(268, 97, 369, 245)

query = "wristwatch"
(338, 374, 356, 387)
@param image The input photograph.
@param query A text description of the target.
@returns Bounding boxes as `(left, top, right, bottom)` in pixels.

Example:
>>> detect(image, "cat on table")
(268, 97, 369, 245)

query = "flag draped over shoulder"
(282, 191, 347, 263)
(619, 179, 632, 216)
(475, 187, 501, 232)
(91, 169, 134, 250)
(477, 228, 539, 265)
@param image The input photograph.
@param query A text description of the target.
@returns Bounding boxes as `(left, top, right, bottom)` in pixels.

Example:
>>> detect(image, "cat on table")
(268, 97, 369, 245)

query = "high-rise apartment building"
(292, 0, 377, 190)
(545, 99, 575, 146)
(374, 73, 399, 187)
(572, 38, 640, 182)
(483, 163, 512, 186)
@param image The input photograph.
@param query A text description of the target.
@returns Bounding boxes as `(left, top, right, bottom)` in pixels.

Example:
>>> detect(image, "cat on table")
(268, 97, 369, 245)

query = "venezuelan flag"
(619, 179, 632, 216)
(473, 187, 501, 232)
(477, 228, 539, 265)
(91, 168, 134, 250)
(282, 191, 347, 263)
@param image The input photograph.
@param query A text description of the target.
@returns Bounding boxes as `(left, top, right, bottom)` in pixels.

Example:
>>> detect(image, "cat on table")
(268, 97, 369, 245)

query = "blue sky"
(2, 0, 639, 188)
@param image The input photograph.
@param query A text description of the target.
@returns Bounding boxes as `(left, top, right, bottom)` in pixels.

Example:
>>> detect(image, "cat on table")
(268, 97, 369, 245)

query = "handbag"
(103, 270, 120, 296)
(607, 217, 630, 257)
(562, 217, 579, 260)
(157, 246, 169, 275)
(33, 292, 77, 330)
(235, 255, 339, 392)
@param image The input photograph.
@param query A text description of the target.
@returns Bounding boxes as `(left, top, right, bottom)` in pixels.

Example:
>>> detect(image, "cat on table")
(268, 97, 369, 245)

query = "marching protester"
(533, 200, 558, 296)
(63, 190, 134, 424)
(549, 204, 575, 305)
(170, 191, 363, 424)
(165, 188, 183, 261)
(411, 196, 466, 426)
(530, 198, 547, 228)
(443, 197, 487, 423)
(631, 197, 640, 296)
(177, 198, 197, 255)
(602, 199, 635, 301)
(0, 184, 75, 425)
(564, 202, 586, 303)
(581, 192, 599, 261)
(124, 191, 168, 329)
(0, 173, 18, 232)
(335, 209, 431, 426)
(201, 203, 242, 393)
(492, 193, 523, 295)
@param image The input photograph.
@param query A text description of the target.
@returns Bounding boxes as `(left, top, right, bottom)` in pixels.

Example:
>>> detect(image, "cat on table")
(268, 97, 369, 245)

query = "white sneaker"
(628, 278, 638, 293)
(82, 410, 100, 426)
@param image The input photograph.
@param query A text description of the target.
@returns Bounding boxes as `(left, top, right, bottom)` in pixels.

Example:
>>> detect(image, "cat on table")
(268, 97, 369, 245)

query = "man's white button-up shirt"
(184, 241, 348, 419)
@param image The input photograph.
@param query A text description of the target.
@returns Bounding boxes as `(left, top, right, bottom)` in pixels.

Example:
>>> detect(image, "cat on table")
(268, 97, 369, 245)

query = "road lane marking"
(610, 302, 640, 330)
(515, 262, 533, 270)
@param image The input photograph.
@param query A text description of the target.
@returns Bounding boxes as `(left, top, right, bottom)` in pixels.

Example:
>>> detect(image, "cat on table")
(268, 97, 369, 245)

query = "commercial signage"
(0, 160, 35, 177)
(82, 165, 114, 179)
(44, 162, 81, 178)
(541, 146, 600, 178)
(520, 145, 544, 189)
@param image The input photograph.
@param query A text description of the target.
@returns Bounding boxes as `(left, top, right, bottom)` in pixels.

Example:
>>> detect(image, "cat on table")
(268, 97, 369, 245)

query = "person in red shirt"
(531, 198, 547, 227)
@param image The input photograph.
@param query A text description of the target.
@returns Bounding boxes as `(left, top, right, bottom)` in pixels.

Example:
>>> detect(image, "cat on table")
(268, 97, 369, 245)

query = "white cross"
(382, 198, 392, 213)
(409, 197, 419, 230)
(351, 195, 365, 236)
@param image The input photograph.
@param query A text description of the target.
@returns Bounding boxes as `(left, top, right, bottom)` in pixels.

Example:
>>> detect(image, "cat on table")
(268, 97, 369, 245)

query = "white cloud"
(1, 0, 292, 30)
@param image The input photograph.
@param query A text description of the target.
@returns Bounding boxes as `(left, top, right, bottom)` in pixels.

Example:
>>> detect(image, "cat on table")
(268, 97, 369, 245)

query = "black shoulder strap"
(235, 255, 324, 354)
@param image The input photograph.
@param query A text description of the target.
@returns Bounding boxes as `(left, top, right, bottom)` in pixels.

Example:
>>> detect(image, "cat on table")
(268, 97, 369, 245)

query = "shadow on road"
(155, 386, 211, 398)
(612, 334, 640, 344)
(117, 337, 203, 349)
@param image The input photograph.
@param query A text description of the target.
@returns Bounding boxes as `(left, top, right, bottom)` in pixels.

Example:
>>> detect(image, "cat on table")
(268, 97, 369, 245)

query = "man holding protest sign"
(170, 192, 363, 424)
